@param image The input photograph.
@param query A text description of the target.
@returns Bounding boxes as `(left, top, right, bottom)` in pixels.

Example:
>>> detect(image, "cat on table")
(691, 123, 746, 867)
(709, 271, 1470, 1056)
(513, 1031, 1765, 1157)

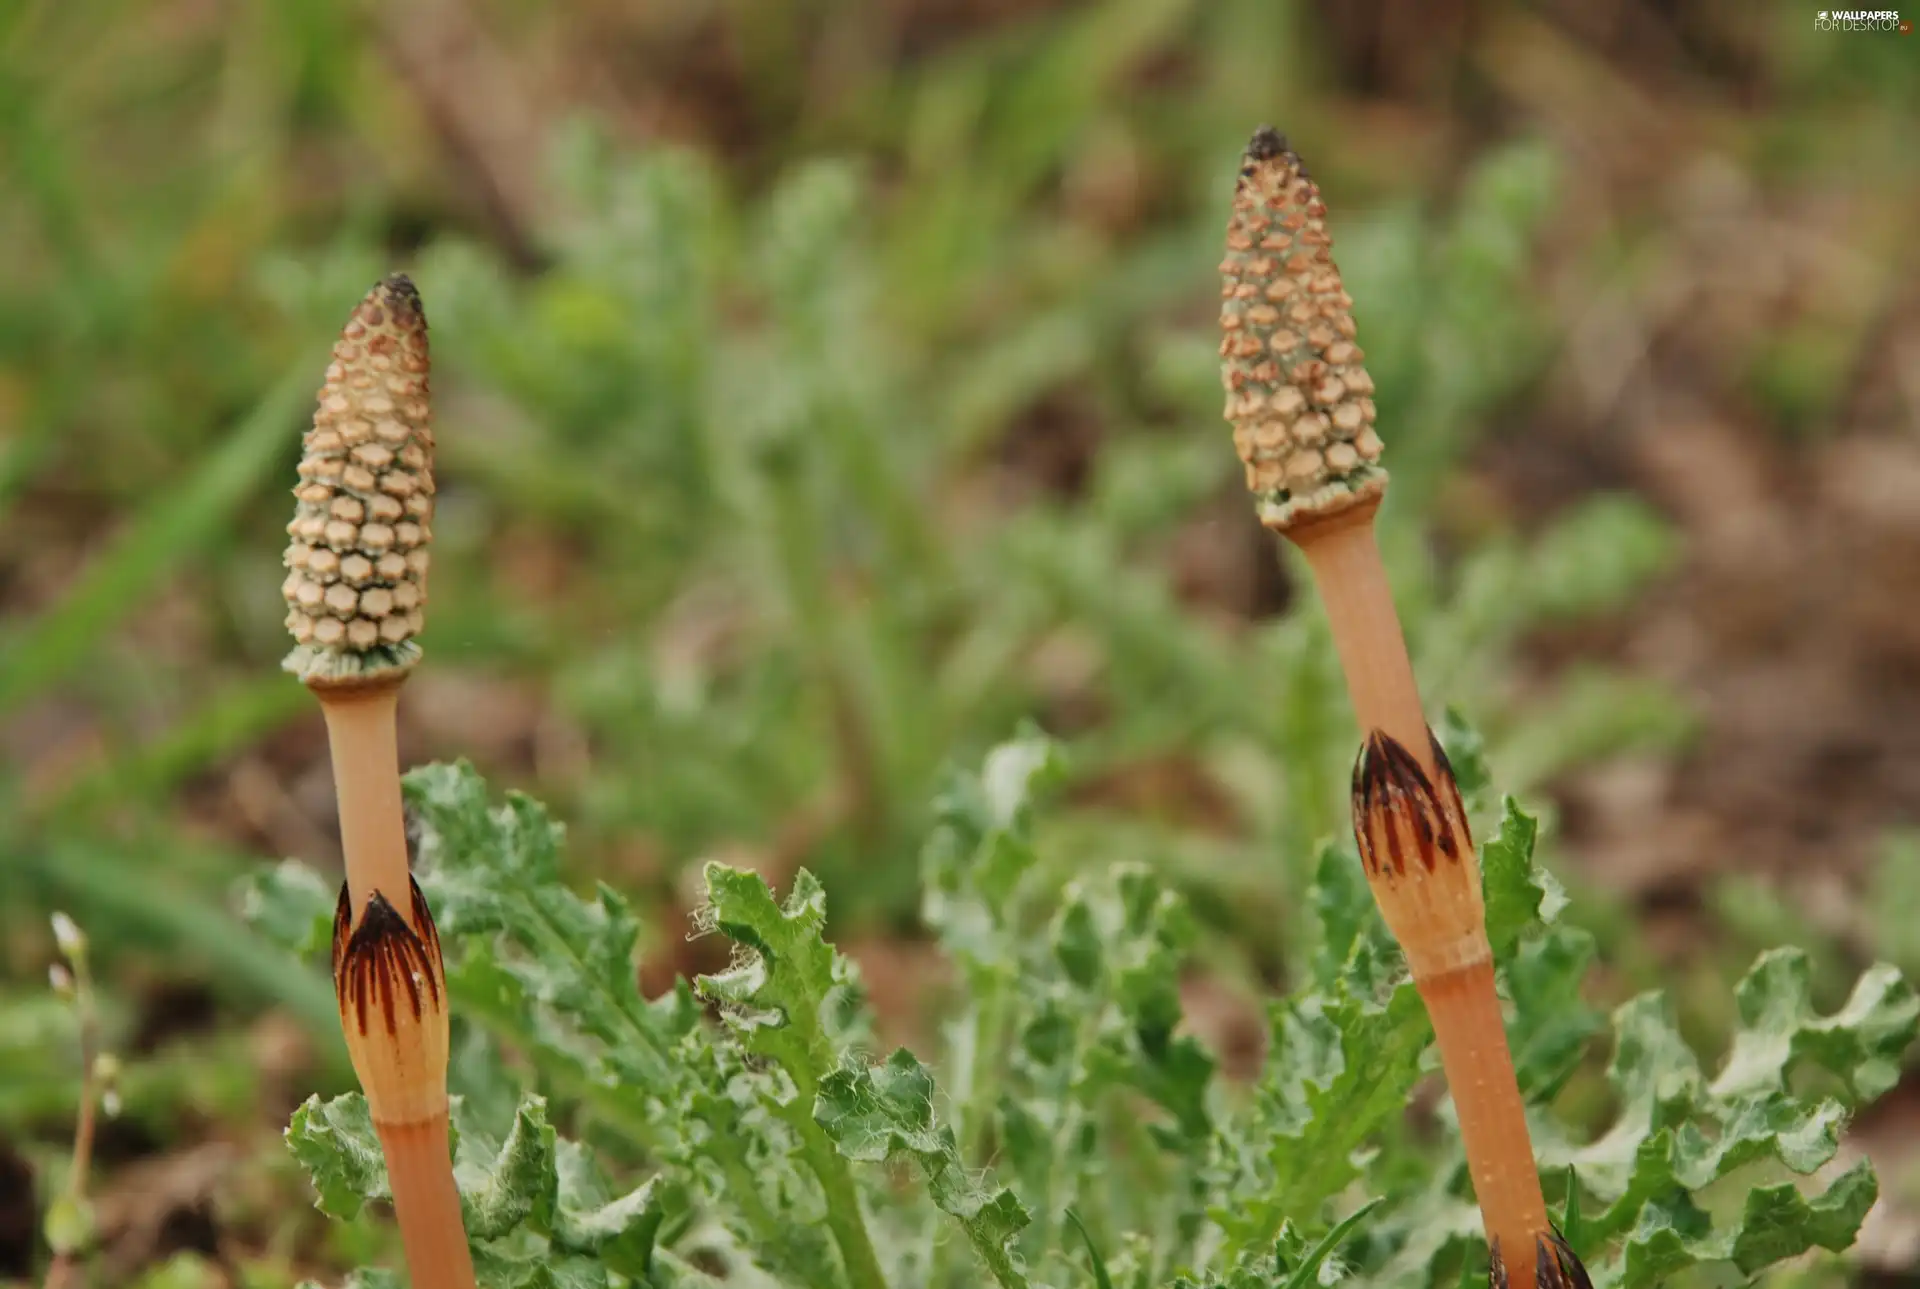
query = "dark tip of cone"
(378, 273, 425, 323)
(1246, 125, 1288, 159)
(1244, 125, 1311, 179)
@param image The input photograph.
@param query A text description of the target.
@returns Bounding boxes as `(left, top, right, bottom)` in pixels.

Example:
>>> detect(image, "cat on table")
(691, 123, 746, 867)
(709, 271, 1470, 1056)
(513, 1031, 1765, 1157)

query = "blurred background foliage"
(0, 0, 1916, 1283)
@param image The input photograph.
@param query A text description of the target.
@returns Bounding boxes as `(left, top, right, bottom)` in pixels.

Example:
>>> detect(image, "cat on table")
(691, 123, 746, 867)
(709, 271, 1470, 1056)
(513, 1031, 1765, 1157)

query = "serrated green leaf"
(1480, 798, 1560, 956)
(693, 864, 890, 1289)
(549, 1140, 666, 1273)
(1540, 944, 1915, 1274)
(1725, 1160, 1877, 1273)
(696, 866, 843, 1074)
(1308, 843, 1401, 996)
(288, 1090, 664, 1287)
(407, 762, 687, 1103)
(1616, 1160, 1877, 1289)
(286, 1093, 390, 1220)
(472, 1245, 609, 1289)
(817, 1049, 1032, 1288)
(1223, 983, 1429, 1248)
(1505, 926, 1601, 1098)
(456, 1095, 558, 1240)
(1714, 949, 1918, 1101)
(1083, 866, 1215, 1143)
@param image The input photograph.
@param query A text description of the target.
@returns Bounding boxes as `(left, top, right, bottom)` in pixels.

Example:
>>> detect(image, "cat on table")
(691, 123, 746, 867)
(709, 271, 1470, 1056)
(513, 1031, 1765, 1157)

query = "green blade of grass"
(1282, 1198, 1385, 1289)
(1064, 1208, 1115, 1289)
(0, 354, 316, 716)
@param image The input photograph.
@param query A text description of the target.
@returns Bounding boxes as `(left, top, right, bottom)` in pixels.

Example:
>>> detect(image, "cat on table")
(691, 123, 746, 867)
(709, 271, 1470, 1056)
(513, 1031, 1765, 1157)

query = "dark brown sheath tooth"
(1536, 1230, 1593, 1289)
(332, 880, 445, 1038)
(1488, 1237, 1508, 1289)
(1351, 729, 1472, 878)
(1430, 729, 1469, 837)
(332, 881, 351, 985)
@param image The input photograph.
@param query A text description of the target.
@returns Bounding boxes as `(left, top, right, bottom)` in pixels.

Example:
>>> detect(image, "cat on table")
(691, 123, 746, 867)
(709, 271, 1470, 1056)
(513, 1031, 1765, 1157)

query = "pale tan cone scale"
(1221, 128, 1577, 1289)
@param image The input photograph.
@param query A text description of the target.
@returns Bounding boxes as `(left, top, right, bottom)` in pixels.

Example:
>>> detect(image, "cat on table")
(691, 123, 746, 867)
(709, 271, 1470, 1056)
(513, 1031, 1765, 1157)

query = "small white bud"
(101, 1089, 122, 1119)
(49, 964, 74, 995)
(50, 911, 86, 959)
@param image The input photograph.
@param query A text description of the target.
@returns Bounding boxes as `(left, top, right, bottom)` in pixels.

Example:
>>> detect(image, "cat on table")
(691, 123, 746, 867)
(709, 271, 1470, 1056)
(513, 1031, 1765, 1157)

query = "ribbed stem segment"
(318, 682, 416, 933)
(378, 1115, 477, 1289)
(1419, 960, 1551, 1289)
(1288, 499, 1433, 776)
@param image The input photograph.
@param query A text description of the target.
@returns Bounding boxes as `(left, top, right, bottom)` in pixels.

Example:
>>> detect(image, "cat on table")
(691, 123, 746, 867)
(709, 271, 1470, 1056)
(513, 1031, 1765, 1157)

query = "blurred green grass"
(1, 0, 1915, 1279)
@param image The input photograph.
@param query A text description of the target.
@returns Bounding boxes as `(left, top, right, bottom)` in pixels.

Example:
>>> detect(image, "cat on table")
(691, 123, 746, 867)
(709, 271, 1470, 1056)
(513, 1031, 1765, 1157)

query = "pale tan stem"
(315, 680, 418, 934)
(377, 1114, 477, 1289)
(1420, 961, 1550, 1289)
(1286, 499, 1435, 778)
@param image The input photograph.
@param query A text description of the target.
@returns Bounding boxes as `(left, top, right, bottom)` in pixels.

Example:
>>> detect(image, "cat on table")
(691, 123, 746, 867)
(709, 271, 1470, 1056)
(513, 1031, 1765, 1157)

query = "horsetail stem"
(285, 275, 474, 1289)
(1221, 127, 1582, 1289)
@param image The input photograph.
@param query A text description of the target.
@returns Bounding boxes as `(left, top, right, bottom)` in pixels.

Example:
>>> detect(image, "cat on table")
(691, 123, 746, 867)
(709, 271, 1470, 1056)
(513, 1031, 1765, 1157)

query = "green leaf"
(1714, 949, 1918, 1102)
(405, 762, 691, 1114)
(236, 858, 337, 959)
(472, 1246, 609, 1289)
(1538, 944, 1916, 1277)
(1724, 1160, 1878, 1273)
(549, 1140, 666, 1273)
(817, 1049, 1033, 1288)
(456, 1095, 558, 1241)
(1307, 842, 1399, 996)
(1223, 982, 1429, 1249)
(286, 1093, 390, 1220)
(1616, 1160, 1878, 1289)
(921, 725, 1065, 977)
(1479, 798, 1560, 957)
(1079, 865, 1215, 1144)
(693, 864, 890, 1289)
(1505, 927, 1602, 1099)
(695, 865, 844, 1076)
(287, 1091, 663, 1284)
